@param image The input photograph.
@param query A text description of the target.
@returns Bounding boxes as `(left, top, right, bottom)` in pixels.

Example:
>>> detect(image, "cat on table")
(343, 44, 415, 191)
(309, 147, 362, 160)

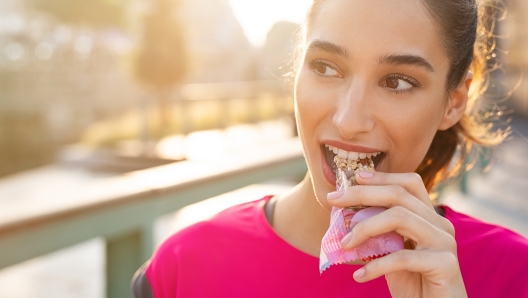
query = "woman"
(134, 0, 528, 297)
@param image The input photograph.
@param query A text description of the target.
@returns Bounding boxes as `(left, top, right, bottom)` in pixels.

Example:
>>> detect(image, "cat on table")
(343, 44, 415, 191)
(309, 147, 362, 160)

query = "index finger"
(354, 171, 433, 209)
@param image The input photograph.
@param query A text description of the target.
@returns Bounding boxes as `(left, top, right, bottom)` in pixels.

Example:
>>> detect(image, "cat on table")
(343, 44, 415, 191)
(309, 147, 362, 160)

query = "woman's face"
(295, 0, 454, 208)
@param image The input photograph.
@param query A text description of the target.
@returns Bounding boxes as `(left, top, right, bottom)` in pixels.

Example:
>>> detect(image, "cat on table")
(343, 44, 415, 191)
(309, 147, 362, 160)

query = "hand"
(327, 171, 467, 298)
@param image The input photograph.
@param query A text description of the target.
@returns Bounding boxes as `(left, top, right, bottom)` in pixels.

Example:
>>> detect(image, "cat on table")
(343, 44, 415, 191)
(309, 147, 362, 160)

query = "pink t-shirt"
(144, 196, 528, 297)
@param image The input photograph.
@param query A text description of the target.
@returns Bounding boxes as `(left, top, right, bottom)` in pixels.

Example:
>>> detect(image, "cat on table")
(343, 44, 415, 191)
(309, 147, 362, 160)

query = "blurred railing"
(0, 77, 295, 177)
(172, 80, 294, 134)
(0, 138, 307, 297)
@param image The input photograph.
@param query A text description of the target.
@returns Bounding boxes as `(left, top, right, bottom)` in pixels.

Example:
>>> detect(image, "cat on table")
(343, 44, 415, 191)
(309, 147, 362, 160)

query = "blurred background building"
(0, 0, 300, 177)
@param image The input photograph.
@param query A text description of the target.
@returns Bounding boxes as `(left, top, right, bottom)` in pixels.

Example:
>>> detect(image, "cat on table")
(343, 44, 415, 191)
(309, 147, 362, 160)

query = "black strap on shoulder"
(434, 205, 446, 218)
(264, 196, 277, 226)
(131, 263, 154, 298)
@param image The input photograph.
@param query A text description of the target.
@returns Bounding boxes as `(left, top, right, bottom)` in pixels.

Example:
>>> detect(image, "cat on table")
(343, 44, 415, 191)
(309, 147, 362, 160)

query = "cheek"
(294, 72, 333, 136)
(382, 96, 446, 171)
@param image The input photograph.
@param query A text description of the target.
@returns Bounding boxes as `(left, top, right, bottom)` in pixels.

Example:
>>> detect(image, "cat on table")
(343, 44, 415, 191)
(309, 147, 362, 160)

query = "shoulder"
(143, 196, 271, 297)
(444, 205, 528, 252)
(443, 205, 528, 297)
(146, 196, 270, 273)
(157, 196, 268, 254)
(166, 195, 269, 246)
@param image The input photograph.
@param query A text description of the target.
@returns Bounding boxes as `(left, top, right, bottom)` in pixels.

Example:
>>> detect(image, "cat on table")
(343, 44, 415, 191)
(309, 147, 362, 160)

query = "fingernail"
(353, 267, 366, 280)
(340, 232, 352, 247)
(359, 171, 374, 178)
(327, 190, 344, 200)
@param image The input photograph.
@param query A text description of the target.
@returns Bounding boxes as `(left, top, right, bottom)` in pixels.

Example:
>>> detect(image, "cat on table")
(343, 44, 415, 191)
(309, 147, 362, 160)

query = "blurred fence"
(1, 78, 295, 177)
(0, 137, 306, 297)
(170, 80, 294, 134)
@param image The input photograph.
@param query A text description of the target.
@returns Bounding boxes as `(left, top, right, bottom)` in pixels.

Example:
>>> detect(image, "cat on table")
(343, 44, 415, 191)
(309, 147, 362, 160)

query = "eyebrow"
(378, 54, 435, 72)
(306, 40, 435, 72)
(306, 40, 349, 59)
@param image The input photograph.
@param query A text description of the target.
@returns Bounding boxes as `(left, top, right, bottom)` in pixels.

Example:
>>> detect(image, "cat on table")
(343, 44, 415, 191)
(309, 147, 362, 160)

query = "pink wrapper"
(319, 160, 404, 273)
(320, 207, 404, 272)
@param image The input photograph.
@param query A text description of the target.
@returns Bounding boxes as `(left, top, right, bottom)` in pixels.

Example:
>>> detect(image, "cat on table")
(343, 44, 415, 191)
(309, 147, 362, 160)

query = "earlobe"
(438, 71, 472, 131)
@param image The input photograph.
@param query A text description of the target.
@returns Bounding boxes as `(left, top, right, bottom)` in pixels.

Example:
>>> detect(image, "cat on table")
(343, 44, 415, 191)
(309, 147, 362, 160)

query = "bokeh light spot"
(35, 42, 53, 60)
(4, 42, 25, 61)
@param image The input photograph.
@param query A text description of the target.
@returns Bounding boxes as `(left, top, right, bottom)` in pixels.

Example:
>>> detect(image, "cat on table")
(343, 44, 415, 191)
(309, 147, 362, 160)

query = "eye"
(381, 74, 420, 93)
(384, 77, 412, 90)
(308, 60, 341, 77)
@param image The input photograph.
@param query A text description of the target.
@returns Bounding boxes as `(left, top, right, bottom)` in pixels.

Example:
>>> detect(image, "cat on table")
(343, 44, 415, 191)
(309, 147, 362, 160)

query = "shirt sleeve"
(143, 231, 184, 298)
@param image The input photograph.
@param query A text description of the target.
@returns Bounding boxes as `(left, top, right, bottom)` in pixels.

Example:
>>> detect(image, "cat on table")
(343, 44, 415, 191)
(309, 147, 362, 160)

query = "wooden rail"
(0, 138, 307, 297)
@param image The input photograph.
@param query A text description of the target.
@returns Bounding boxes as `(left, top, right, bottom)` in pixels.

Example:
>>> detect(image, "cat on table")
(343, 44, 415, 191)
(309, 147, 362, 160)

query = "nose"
(332, 80, 375, 139)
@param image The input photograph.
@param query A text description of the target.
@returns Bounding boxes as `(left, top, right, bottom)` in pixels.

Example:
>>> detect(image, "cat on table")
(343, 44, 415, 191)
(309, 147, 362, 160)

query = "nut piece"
(334, 155, 376, 210)
(333, 155, 374, 172)
(334, 155, 375, 190)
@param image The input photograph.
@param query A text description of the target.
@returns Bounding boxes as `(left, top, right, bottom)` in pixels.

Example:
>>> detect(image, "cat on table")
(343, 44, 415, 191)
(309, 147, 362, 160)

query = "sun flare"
(229, 0, 312, 47)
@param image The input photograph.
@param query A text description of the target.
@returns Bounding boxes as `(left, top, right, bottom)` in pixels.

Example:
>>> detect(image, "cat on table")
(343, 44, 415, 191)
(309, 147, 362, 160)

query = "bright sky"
(229, 0, 312, 47)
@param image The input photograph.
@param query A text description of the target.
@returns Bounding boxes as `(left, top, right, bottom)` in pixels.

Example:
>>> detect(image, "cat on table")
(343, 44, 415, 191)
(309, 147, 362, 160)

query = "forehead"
(306, 0, 449, 71)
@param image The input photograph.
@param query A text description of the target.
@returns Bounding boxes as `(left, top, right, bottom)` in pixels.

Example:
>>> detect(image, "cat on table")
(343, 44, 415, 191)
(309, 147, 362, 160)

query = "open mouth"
(323, 144, 386, 175)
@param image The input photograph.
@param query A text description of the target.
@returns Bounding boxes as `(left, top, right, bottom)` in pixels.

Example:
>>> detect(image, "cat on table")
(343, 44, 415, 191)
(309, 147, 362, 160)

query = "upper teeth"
(325, 144, 381, 160)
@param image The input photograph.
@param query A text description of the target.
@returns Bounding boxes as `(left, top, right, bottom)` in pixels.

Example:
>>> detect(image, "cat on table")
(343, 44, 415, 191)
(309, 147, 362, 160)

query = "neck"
(272, 173, 331, 257)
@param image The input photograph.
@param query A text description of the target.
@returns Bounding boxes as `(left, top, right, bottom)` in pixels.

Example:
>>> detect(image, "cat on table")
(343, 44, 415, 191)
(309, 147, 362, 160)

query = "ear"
(438, 71, 472, 131)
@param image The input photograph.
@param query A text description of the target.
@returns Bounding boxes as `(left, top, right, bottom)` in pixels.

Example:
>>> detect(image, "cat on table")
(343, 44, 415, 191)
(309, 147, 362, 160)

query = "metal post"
(106, 224, 153, 298)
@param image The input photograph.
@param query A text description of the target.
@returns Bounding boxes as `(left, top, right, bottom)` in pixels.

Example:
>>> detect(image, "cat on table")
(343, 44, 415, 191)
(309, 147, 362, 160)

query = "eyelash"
(307, 59, 341, 77)
(381, 74, 421, 95)
(307, 59, 421, 94)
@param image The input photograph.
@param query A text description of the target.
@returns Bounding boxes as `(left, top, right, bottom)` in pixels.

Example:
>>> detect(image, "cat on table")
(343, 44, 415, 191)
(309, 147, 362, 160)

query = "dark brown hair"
(298, 0, 508, 193)
(416, 0, 508, 192)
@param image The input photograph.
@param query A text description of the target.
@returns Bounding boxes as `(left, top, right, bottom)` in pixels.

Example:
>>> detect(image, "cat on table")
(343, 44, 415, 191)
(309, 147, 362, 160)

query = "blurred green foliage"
(133, 0, 187, 140)
(134, 0, 187, 88)
(26, 0, 127, 27)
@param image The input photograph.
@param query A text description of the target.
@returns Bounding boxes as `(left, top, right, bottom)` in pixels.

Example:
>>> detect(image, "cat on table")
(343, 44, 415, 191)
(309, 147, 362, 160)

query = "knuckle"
(442, 233, 458, 251)
(441, 251, 459, 270)
(390, 184, 408, 199)
(379, 171, 389, 182)
(449, 252, 459, 265)
(408, 172, 423, 185)
(345, 186, 366, 206)
(351, 185, 367, 199)
(440, 217, 456, 237)
(352, 222, 375, 242)
(352, 221, 366, 237)
(389, 205, 409, 223)
(348, 185, 361, 197)
(393, 249, 412, 263)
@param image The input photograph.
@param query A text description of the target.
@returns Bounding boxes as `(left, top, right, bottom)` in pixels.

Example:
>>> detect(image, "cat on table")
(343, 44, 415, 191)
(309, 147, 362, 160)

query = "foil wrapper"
(319, 156, 404, 273)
